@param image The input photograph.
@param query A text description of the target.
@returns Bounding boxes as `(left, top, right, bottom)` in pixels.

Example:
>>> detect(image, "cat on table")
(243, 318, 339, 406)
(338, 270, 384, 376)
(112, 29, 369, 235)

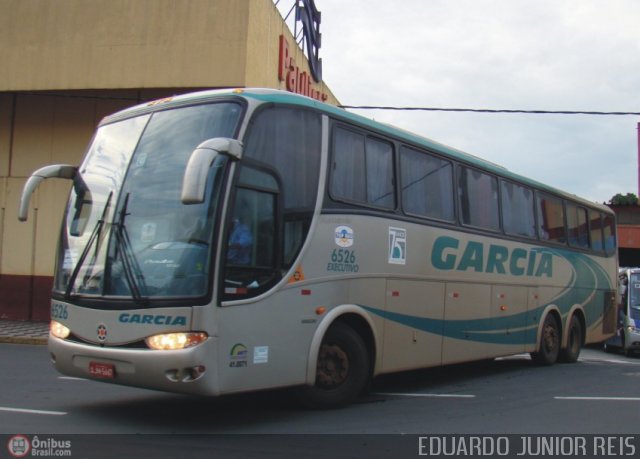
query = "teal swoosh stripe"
(361, 250, 613, 345)
(539, 248, 613, 327)
(361, 305, 536, 345)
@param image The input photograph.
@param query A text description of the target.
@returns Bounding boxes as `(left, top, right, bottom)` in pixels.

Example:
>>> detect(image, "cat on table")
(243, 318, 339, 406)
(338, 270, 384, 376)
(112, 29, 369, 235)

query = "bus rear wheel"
(559, 315, 583, 363)
(531, 314, 560, 365)
(296, 322, 370, 409)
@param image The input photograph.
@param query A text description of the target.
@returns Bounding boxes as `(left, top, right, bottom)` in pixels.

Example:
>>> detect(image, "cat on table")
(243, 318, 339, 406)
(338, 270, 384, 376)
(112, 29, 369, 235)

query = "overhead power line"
(14, 91, 640, 116)
(338, 106, 640, 116)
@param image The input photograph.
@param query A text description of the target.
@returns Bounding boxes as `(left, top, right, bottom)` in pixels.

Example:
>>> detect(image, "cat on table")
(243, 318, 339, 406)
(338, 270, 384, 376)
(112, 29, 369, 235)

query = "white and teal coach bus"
(19, 88, 618, 407)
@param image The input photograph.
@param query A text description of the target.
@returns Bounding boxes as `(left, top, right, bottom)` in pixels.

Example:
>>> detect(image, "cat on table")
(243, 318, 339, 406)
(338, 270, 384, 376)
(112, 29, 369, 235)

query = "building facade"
(0, 0, 337, 320)
(611, 205, 640, 267)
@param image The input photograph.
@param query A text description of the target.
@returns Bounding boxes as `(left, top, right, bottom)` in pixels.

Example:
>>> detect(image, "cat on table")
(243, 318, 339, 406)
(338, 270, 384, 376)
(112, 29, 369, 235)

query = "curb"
(0, 320, 50, 345)
(0, 336, 48, 345)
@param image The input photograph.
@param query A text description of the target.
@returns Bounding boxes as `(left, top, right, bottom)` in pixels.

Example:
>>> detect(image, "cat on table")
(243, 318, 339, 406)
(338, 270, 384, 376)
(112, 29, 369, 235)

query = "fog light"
(188, 365, 206, 380)
(50, 320, 70, 339)
(145, 332, 208, 350)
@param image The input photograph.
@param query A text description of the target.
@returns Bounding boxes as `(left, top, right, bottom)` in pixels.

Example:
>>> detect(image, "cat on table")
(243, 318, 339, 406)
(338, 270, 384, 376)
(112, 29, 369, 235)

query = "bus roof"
(102, 87, 612, 214)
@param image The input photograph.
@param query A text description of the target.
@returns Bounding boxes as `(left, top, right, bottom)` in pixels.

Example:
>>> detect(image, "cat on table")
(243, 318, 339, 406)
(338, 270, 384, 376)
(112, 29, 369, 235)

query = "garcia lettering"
(431, 236, 553, 277)
(119, 313, 187, 326)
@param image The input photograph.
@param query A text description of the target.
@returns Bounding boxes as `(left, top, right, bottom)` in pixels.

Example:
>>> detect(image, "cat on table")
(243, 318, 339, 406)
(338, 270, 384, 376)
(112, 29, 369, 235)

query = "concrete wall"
(0, 0, 249, 90)
(0, 0, 336, 99)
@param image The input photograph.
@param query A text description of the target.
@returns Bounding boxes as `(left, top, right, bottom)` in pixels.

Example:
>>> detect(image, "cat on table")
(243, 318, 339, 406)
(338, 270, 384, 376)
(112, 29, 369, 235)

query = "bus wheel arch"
(299, 308, 376, 408)
(531, 309, 562, 366)
(559, 310, 585, 363)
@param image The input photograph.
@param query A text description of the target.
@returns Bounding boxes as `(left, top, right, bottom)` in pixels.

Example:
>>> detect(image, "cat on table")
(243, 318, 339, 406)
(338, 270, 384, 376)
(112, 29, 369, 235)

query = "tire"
(295, 322, 370, 409)
(621, 334, 633, 357)
(559, 315, 583, 363)
(531, 314, 561, 366)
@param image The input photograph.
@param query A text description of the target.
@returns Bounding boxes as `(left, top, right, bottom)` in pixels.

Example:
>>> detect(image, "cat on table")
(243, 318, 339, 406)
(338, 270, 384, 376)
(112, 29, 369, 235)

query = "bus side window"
(589, 211, 604, 253)
(602, 213, 616, 255)
(330, 126, 396, 210)
(400, 146, 454, 222)
(223, 166, 280, 300)
(567, 203, 589, 249)
(458, 166, 500, 231)
(536, 193, 566, 244)
(500, 180, 535, 238)
(242, 106, 321, 269)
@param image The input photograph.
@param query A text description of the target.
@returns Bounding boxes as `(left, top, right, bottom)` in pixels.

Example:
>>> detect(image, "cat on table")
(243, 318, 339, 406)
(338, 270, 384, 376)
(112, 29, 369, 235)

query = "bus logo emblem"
(97, 324, 108, 342)
(389, 227, 407, 265)
(334, 226, 354, 247)
(229, 343, 248, 368)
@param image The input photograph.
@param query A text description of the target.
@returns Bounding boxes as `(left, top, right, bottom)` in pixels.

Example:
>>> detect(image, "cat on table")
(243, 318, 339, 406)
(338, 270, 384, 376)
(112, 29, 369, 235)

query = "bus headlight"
(145, 332, 208, 350)
(50, 320, 70, 339)
(627, 325, 639, 334)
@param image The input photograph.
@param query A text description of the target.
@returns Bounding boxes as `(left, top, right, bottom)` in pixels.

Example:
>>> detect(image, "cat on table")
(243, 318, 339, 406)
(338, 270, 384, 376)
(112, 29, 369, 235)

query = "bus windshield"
(628, 273, 640, 320)
(54, 102, 242, 302)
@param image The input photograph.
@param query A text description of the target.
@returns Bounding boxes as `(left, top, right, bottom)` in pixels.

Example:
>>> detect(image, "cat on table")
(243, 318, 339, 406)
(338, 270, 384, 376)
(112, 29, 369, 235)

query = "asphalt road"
(1, 344, 638, 457)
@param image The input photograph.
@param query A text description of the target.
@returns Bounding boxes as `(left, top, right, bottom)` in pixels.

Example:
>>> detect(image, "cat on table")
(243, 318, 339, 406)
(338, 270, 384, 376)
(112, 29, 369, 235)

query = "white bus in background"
(605, 267, 640, 356)
(19, 88, 618, 408)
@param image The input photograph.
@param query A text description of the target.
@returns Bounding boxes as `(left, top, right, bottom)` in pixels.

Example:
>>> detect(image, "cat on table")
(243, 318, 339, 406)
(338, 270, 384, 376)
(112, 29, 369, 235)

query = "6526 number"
(51, 302, 68, 320)
(331, 248, 356, 264)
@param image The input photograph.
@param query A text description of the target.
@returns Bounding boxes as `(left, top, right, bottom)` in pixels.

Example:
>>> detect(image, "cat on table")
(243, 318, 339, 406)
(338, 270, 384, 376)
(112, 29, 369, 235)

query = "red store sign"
(278, 35, 328, 102)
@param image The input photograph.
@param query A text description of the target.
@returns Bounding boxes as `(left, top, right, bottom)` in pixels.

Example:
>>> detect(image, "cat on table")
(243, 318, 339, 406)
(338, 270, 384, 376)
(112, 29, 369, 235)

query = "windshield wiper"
(65, 191, 113, 300)
(113, 193, 149, 305)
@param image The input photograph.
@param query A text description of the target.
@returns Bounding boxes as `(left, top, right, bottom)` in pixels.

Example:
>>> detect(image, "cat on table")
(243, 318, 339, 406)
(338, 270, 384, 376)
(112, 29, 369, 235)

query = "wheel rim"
(316, 343, 349, 389)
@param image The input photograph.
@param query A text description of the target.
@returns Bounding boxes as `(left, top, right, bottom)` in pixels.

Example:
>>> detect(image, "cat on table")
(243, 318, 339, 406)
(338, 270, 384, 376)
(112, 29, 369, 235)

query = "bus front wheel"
(296, 322, 370, 409)
(531, 314, 561, 366)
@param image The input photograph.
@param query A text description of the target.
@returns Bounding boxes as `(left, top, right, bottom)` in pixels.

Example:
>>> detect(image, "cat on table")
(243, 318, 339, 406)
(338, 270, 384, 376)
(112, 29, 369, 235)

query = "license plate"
(89, 361, 115, 379)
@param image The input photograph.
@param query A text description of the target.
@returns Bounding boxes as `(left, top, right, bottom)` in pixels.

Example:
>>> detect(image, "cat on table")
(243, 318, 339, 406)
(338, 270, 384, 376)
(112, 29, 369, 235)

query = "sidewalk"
(0, 320, 49, 345)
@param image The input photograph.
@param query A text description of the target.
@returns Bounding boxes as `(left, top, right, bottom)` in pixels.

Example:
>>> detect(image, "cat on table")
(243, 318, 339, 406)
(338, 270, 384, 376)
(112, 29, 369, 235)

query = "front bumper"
(48, 335, 220, 395)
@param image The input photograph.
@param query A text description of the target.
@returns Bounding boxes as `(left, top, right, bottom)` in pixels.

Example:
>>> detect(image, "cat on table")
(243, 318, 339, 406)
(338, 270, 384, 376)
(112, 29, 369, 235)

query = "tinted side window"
(400, 146, 454, 221)
(223, 166, 279, 300)
(331, 128, 366, 202)
(603, 213, 616, 255)
(589, 211, 604, 252)
(501, 180, 536, 238)
(536, 193, 566, 244)
(567, 203, 589, 248)
(458, 166, 499, 231)
(366, 137, 395, 208)
(331, 126, 396, 210)
(244, 107, 321, 210)
(243, 106, 321, 268)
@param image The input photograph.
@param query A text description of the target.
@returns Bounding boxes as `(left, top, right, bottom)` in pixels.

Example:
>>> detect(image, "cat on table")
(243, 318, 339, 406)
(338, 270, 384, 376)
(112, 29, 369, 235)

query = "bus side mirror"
(18, 164, 78, 222)
(181, 138, 243, 204)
